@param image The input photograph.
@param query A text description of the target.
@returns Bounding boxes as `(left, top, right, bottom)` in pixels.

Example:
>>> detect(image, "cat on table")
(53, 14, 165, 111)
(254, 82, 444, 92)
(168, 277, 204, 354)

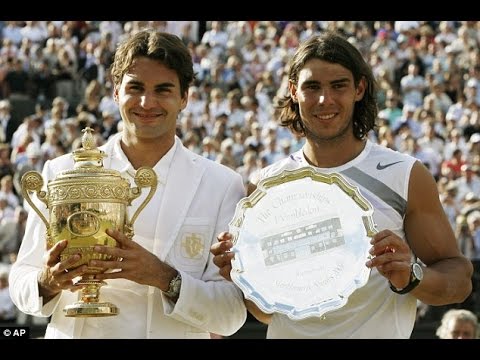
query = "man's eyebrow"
(154, 82, 176, 89)
(125, 79, 143, 86)
(301, 80, 320, 87)
(125, 80, 176, 89)
(301, 77, 351, 86)
(330, 77, 351, 84)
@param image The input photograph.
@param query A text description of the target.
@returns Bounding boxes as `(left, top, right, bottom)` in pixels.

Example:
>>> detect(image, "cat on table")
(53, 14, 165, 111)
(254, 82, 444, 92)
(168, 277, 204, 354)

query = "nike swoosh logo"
(376, 161, 404, 170)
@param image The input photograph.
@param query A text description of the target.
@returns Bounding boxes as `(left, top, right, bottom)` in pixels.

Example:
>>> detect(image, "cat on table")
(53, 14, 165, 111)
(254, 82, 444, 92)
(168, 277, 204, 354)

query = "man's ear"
(180, 91, 188, 110)
(355, 77, 366, 102)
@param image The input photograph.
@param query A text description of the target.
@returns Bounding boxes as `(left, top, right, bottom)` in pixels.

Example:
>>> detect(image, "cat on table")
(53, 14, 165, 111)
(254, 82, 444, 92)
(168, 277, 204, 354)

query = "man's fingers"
(95, 270, 124, 281)
(68, 283, 83, 293)
(53, 257, 84, 277)
(89, 259, 123, 270)
(219, 265, 232, 282)
(106, 228, 130, 247)
(59, 254, 82, 272)
(52, 239, 68, 254)
(45, 240, 68, 266)
(213, 252, 234, 268)
(94, 244, 125, 259)
(217, 231, 232, 242)
(65, 264, 89, 279)
(210, 232, 236, 281)
(211, 239, 232, 256)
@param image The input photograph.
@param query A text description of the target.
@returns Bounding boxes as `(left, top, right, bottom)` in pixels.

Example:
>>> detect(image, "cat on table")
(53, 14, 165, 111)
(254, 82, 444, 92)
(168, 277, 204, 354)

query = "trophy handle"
(21, 171, 53, 247)
(127, 167, 157, 234)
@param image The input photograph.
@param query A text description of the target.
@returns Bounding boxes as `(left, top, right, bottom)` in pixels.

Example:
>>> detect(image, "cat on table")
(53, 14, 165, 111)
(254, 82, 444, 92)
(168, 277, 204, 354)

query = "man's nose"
(318, 89, 331, 104)
(140, 92, 156, 108)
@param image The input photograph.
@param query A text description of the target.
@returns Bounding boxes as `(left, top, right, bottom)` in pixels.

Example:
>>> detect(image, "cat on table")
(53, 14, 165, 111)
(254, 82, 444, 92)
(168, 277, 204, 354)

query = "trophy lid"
(55, 127, 121, 179)
(72, 127, 107, 169)
(45, 127, 139, 206)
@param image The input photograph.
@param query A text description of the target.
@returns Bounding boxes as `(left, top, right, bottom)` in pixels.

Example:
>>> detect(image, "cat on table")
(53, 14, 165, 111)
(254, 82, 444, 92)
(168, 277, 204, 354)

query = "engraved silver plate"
(229, 167, 376, 320)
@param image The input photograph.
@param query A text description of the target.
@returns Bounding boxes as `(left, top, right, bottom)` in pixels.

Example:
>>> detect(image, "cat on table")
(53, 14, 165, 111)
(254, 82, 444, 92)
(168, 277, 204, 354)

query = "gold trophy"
(21, 128, 157, 317)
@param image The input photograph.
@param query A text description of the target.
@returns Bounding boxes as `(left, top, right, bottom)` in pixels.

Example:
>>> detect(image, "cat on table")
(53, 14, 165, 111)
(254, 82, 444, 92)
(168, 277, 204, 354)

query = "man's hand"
(92, 229, 175, 291)
(210, 232, 235, 281)
(38, 240, 88, 303)
(366, 230, 413, 289)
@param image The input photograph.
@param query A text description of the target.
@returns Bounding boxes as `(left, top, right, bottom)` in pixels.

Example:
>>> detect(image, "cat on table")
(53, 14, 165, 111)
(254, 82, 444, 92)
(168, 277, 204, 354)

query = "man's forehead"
(298, 59, 352, 81)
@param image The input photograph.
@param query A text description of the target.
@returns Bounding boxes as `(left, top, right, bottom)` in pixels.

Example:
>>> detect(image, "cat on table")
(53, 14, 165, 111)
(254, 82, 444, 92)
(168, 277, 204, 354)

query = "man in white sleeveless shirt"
(211, 31, 472, 338)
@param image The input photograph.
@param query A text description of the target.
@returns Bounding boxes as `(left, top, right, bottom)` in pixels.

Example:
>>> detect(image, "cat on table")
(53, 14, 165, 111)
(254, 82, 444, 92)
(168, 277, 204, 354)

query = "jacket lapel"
(153, 142, 205, 261)
(102, 135, 205, 260)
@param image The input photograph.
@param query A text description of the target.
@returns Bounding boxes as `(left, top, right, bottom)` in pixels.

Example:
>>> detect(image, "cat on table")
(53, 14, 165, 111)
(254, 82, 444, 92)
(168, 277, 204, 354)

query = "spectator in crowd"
(12, 142, 44, 201)
(0, 100, 20, 146)
(0, 144, 14, 180)
(0, 175, 19, 209)
(436, 309, 478, 339)
(0, 270, 17, 324)
(0, 206, 27, 263)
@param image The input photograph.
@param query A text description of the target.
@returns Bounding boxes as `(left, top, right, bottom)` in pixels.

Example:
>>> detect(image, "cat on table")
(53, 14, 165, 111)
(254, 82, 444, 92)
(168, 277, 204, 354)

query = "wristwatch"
(164, 272, 182, 299)
(389, 262, 423, 294)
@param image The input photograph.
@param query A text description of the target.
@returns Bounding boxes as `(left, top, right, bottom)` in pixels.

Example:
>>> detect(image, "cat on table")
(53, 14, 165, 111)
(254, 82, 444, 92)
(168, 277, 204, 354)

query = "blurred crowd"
(0, 20, 480, 337)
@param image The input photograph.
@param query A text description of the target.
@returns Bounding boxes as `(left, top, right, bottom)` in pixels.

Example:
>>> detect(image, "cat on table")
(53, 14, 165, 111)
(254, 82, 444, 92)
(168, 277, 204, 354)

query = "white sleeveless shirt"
(256, 140, 418, 338)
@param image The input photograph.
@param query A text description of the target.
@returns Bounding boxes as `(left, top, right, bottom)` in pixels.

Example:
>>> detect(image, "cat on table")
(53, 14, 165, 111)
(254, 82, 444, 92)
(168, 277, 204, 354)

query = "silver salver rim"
(229, 166, 377, 320)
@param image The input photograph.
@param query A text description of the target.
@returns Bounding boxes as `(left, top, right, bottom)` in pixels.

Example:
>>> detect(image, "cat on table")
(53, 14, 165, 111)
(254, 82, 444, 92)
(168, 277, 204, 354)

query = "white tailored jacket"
(9, 134, 247, 338)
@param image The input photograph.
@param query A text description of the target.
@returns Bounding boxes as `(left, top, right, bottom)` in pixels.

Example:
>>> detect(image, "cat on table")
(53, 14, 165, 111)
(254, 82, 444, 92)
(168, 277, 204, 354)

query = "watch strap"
(389, 263, 421, 294)
(389, 278, 420, 294)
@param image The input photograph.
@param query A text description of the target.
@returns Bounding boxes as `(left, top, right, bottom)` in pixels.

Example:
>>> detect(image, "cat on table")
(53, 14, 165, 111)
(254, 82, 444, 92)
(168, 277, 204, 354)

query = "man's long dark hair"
(278, 31, 378, 140)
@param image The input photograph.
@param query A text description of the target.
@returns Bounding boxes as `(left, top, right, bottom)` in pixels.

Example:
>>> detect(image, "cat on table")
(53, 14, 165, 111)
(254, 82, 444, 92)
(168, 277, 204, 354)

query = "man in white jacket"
(9, 29, 247, 338)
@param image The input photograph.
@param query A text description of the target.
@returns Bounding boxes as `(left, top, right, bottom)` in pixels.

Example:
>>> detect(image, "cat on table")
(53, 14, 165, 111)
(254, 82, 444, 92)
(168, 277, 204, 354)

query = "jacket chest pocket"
(168, 217, 213, 277)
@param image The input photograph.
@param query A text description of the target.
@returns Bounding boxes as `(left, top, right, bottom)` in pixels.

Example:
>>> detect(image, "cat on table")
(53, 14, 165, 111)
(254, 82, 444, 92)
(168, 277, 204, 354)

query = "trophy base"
(64, 302, 119, 317)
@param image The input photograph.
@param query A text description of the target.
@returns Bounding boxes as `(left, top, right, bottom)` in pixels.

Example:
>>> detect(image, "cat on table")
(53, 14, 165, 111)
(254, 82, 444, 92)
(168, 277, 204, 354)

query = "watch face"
(412, 263, 423, 281)
(165, 274, 182, 298)
(173, 278, 181, 292)
(172, 274, 182, 294)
